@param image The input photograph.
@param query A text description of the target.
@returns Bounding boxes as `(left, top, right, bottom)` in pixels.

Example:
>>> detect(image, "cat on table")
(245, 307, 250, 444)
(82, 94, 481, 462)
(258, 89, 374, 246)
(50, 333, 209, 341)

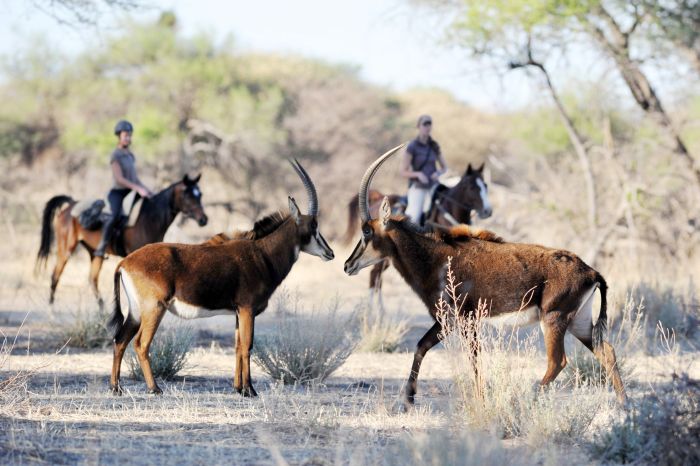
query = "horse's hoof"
(110, 385, 123, 396)
(147, 386, 163, 395)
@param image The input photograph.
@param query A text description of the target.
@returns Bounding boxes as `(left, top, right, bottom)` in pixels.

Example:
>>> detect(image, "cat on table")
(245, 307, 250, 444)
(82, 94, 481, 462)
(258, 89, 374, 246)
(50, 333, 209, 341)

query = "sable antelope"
(344, 145, 627, 406)
(343, 164, 492, 303)
(108, 160, 334, 395)
(36, 175, 208, 307)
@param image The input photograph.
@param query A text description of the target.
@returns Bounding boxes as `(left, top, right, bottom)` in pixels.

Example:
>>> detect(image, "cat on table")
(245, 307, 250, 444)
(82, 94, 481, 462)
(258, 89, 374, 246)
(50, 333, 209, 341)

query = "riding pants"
(95, 188, 130, 257)
(405, 185, 431, 225)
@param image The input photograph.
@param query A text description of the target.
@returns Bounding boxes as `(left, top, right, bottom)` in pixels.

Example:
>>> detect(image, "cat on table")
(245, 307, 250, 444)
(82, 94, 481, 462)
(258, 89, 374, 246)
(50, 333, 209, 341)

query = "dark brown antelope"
(108, 160, 334, 395)
(344, 145, 627, 406)
(36, 175, 208, 308)
(343, 164, 492, 305)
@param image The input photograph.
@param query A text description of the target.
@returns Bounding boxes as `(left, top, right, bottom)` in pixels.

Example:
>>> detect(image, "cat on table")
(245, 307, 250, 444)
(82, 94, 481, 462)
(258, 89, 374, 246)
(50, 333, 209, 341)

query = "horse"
(343, 163, 493, 303)
(36, 174, 208, 308)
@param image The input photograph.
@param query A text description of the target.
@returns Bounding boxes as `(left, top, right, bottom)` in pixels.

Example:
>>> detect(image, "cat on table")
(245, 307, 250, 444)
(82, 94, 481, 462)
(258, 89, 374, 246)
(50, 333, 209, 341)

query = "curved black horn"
(358, 144, 406, 222)
(289, 158, 318, 216)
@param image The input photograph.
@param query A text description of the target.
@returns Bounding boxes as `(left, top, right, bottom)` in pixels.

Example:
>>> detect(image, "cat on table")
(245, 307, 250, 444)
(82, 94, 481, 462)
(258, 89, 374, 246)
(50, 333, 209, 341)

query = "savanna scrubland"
(1, 4, 699, 465)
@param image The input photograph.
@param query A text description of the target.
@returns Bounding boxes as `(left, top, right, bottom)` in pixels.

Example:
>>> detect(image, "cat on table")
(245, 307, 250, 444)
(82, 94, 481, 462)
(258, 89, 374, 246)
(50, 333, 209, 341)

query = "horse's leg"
(238, 306, 257, 397)
(405, 322, 444, 407)
(89, 256, 105, 309)
(368, 259, 389, 310)
(49, 224, 78, 306)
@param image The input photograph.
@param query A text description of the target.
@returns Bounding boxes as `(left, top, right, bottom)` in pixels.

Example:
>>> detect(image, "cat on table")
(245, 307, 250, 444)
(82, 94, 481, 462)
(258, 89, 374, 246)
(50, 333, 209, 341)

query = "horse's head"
(453, 163, 492, 220)
(174, 174, 208, 226)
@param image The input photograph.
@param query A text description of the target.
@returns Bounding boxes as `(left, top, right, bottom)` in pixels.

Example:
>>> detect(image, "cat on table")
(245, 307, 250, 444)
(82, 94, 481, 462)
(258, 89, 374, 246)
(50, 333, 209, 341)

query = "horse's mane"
(390, 216, 503, 244)
(232, 211, 291, 241)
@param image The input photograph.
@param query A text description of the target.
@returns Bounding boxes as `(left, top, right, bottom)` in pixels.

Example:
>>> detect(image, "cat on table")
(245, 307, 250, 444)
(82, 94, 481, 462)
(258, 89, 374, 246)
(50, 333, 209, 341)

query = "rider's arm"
(400, 148, 428, 183)
(112, 161, 150, 196)
(434, 152, 448, 179)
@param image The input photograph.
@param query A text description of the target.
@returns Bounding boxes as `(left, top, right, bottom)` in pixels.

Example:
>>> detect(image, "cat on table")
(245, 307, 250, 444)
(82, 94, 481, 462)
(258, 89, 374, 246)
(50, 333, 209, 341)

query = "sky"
(0, 0, 692, 112)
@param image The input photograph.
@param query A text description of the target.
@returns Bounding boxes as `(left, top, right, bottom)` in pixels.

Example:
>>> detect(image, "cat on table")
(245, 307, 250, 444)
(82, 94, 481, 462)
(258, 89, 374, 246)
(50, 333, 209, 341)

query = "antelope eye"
(362, 226, 371, 236)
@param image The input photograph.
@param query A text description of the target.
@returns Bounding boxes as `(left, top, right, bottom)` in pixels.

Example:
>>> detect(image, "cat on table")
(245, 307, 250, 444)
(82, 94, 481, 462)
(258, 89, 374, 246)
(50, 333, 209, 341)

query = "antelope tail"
(36, 195, 73, 271)
(592, 273, 608, 350)
(108, 267, 127, 342)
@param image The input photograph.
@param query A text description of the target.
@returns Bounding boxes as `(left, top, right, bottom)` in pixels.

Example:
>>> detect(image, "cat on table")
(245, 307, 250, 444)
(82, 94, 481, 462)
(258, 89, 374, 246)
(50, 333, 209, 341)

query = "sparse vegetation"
(591, 372, 700, 465)
(61, 306, 111, 349)
(126, 324, 194, 381)
(357, 303, 409, 353)
(253, 294, 358, 385)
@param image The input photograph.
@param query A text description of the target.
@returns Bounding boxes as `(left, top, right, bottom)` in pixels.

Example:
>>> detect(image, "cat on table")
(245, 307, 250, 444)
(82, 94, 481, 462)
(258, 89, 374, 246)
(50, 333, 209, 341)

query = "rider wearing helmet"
(94, 120, 154, 258)
(400, 114, 448, 225)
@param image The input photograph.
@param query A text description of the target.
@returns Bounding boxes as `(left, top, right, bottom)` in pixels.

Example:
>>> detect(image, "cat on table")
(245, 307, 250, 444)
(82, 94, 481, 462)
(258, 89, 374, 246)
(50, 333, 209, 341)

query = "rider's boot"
(94, 215, 115, 258)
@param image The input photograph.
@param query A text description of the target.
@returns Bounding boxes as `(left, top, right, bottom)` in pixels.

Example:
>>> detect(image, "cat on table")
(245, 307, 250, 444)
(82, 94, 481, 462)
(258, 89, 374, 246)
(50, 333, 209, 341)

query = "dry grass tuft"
(253, 293, 359, 385)
(357, 303, 409, 353)
(60, 305, 112, 349)
(126, 324, 194, 380)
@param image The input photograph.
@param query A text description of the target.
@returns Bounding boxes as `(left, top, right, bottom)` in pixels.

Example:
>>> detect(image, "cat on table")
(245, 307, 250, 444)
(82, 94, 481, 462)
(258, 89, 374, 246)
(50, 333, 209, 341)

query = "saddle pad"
(70, 191, 144, 228)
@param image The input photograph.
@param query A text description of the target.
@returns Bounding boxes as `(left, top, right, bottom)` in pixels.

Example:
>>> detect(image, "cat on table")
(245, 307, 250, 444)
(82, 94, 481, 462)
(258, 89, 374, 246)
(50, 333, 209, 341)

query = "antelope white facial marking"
(568, 285, 598, 341)
(302, 231, 334, 261)
(476, 178, 491, 213)
(168, 299, 236, 319)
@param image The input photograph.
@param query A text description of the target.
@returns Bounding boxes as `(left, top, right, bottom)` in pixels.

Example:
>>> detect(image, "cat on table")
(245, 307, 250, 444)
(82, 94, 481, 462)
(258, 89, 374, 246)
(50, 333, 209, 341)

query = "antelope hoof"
(110, 384, 123, 396)
(241, 386, 258, 398)
(147, 386, 163, 395)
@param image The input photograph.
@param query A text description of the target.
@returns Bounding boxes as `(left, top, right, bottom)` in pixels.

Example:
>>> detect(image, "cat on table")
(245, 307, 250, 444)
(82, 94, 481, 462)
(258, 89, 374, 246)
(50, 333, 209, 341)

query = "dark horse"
(344, 163, 493, 302)
(36, 174, 208, 307)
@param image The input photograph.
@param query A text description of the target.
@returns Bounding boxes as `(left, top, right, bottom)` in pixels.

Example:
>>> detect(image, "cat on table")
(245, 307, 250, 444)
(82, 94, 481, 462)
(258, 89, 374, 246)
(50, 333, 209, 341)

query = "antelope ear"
(466, 163, 473, 176)
(380, 196, 391, 228)
(288, 196, 301, 223)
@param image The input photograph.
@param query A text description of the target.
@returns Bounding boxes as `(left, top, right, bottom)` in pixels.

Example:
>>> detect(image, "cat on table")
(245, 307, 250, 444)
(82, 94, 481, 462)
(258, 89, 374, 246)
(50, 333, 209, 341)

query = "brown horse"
(344, 145, 627, 407)
(343, 163, 493, 302)
(36, 174, 208, 308)
(108, 160, 333, 395)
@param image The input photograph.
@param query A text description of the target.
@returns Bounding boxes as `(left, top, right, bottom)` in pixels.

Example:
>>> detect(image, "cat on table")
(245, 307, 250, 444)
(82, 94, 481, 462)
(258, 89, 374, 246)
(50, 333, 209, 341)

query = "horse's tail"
(592, 273, 608, 351)
(344, 193, 361, 244)
(36, 195, 74, 271)
(108, 266, 126, 342)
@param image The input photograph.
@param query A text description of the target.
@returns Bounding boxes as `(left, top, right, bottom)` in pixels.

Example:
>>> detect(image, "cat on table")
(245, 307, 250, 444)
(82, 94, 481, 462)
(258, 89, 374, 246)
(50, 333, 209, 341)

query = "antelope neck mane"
(232, 211, 292, 240)
(389, 216, 503, 244)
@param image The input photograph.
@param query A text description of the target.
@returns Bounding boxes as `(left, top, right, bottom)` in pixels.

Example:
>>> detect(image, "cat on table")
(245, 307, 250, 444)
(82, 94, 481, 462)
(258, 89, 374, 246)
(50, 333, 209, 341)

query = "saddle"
(70, 191, 144, 231)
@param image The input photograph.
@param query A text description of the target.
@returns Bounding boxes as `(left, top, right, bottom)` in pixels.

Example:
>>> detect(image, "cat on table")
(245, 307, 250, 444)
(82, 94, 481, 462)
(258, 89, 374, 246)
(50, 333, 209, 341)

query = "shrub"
(126, 325, 194, 381)
(356, 303, 408, 353)
(590, 373, 700, 465)
(253, 294, 358, 385)
(563, 350, 630, 388)
(628, 281, 699, 340)
(62, 306, 112, 349)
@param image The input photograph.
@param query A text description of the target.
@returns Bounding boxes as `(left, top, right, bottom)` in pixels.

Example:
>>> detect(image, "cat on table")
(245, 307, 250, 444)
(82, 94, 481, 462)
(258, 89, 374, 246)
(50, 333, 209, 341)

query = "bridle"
(429, 185, 479, 226)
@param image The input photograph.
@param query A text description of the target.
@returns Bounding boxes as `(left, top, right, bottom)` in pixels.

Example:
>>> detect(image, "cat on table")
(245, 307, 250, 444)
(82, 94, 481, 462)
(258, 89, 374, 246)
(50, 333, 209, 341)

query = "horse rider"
(399, 114, 449, 225)
(94, 120, 154, 258)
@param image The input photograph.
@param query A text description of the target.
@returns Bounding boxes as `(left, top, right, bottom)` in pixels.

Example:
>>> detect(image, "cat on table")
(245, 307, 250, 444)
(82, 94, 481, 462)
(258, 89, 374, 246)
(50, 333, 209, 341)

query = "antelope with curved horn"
(344, 145, 627, 407)
(108, 159, 334, 396)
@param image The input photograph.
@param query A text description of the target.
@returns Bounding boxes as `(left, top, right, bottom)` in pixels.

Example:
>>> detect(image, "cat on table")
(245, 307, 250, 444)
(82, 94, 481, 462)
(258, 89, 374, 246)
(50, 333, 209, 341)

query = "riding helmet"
(114, 120, 134, 135)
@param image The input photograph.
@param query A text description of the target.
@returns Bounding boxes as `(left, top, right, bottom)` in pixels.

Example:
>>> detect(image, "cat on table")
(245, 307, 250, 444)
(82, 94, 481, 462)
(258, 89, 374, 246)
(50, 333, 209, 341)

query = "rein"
(431, 189, 475, 226)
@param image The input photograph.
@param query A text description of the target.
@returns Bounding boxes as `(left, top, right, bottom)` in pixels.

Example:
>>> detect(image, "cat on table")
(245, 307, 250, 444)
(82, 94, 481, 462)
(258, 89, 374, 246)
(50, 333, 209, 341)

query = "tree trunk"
(590, 7, 700, 186)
